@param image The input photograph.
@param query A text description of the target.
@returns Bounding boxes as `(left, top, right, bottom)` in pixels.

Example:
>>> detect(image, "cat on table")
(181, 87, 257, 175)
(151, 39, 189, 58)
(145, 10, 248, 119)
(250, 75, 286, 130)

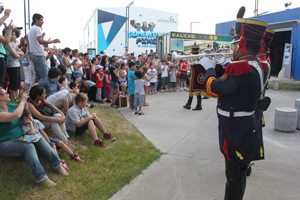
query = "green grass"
(269, 83, 300, 90)
(0, 104, 162, 200)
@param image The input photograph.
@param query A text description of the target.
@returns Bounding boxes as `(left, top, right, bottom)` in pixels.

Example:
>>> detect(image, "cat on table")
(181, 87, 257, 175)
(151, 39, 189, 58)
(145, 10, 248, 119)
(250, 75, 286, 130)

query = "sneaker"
(103, 132, 116, 141)
(138, 111, 145, 115)
(161, 90, 164, 93)
(93, 139, 108, 149)
(150, 92, 153, 95)
(180, 87, 183, 91)
(135, 110, 138, 114)
(61, 159, 70, 171)
(106, 99, 112, 103)
(184, 87, 188, 90)
(70, 152, 84, 163)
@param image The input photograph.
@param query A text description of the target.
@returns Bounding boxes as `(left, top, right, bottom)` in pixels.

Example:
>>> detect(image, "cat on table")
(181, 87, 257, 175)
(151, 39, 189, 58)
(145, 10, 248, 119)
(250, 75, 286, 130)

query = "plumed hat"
(232, 6, 268, 54)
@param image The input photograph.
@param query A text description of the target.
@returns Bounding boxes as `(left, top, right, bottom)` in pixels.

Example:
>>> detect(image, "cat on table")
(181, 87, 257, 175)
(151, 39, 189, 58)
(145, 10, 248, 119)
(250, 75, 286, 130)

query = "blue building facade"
(216, 7, 300, 80)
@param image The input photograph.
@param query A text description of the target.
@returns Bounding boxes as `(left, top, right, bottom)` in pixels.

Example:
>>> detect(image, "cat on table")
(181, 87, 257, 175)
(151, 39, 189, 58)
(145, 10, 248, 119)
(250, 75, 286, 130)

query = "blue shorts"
(110, 81, 119, 89)
(48, 137, 60, 148)
(30, 54, 48, 79)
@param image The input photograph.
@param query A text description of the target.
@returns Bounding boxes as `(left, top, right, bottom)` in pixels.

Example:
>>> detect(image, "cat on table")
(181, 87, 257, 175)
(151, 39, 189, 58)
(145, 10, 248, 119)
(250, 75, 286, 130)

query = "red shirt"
(27, 99, 45, 108)
(95, 72, 103, 88)
(180, 60, 188, 74)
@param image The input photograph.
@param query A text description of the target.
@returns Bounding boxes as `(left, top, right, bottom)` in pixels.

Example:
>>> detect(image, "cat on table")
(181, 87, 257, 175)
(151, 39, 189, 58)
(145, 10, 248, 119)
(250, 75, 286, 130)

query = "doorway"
(269, 30, 291, 76)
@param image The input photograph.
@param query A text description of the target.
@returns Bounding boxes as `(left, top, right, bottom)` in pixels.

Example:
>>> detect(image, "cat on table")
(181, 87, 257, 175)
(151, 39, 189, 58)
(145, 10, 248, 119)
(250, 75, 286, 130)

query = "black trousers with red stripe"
(224, 159, 247, 200)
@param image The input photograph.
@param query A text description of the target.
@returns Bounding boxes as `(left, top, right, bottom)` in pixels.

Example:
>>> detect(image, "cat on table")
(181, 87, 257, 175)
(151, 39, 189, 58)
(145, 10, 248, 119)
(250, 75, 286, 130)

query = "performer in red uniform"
(200, 7, 268, 200)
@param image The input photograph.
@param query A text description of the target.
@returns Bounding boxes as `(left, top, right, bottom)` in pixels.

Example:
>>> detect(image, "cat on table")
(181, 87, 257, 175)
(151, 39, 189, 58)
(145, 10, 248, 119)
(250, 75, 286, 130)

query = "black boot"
(224, 159, 246, 200)
(183, 104, 191, 109)
(192, 105, 202, 110)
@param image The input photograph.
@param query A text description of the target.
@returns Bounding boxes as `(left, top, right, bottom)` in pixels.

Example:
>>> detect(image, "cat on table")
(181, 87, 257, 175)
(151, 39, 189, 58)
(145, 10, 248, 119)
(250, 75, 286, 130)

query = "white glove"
(199, 57, 216, 70)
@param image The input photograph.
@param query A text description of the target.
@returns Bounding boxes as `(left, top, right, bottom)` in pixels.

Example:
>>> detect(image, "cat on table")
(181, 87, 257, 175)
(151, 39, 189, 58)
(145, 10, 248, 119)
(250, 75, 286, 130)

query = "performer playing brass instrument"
(200, 6, 268, 200)
(182, 48, 211, 111)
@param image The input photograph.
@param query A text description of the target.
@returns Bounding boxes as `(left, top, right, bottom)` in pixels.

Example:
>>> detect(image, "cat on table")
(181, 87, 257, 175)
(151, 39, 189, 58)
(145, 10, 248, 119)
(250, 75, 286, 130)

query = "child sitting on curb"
(65, 93, 116, 149)
(21, 109, 84, 172)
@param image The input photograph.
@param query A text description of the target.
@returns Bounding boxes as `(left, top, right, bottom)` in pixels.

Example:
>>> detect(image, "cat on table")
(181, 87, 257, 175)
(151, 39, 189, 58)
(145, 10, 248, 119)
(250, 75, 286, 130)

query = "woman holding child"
(0, 87, 68, 186)
(27, 85, 75, 150)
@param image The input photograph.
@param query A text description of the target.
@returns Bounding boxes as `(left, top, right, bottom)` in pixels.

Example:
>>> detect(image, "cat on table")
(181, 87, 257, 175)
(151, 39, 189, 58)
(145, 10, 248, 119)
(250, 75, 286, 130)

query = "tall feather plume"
(236, 6, 245, 18)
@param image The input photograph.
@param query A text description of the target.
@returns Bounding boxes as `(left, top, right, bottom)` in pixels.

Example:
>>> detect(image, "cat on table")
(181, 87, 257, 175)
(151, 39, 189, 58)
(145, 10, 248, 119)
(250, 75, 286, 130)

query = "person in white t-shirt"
(160, 60, 169, 92)
(148, 63, 157, 95)
(28, 13, 61, 83)
(133, 70, 145, 115)
(72, 49, 86, 84)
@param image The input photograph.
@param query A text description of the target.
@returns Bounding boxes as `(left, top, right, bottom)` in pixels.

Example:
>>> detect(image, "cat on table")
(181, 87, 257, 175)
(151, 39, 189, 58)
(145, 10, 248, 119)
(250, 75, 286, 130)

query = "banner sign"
(171, 32, 233, 41)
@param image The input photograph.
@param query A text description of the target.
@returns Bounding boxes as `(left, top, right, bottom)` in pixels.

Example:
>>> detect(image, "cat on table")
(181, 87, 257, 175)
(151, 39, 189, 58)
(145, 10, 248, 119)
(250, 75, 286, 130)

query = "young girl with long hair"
(95, 66, 104, 102)
(142, 66, 151, 106)
(119, 63, 127, 96)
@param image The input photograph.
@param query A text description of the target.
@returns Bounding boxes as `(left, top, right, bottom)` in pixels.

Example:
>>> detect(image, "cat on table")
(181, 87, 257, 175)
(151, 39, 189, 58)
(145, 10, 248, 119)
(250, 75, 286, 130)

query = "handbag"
(36, 104, 56, 116)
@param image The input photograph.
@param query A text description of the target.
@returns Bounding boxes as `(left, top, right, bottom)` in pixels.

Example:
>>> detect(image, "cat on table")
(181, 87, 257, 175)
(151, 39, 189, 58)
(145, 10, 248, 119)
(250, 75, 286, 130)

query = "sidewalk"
(110, 89, 300, 200)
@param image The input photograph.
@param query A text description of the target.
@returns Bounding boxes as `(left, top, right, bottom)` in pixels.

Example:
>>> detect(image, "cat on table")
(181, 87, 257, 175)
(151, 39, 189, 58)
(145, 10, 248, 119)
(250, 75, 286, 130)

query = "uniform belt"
(217, 108, 255, 118)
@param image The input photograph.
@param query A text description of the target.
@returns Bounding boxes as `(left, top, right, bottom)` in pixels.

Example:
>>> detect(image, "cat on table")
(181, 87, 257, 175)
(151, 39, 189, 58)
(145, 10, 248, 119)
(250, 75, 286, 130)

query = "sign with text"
(170, 32, 233, 41)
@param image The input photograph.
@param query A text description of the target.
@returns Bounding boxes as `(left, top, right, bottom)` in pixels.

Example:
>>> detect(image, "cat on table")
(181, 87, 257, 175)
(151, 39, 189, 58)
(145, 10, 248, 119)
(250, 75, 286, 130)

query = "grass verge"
(269, 83, 300, 90)
(0, 104, 161, 200)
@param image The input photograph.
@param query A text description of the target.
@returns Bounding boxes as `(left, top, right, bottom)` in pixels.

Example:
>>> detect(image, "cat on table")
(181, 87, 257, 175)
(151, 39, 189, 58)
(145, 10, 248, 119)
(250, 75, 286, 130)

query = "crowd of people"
(0, 9, 193, 187)
(0, 5, 272, 200)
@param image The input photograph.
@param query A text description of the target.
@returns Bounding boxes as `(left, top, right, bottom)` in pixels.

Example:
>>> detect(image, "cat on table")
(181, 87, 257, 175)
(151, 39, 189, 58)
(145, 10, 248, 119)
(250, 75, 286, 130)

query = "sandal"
(61, 159, 70, 171)
(143, 103, 149, 106)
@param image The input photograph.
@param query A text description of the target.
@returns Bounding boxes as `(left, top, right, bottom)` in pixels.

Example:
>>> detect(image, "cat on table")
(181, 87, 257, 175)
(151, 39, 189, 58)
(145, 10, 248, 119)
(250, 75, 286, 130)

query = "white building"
(83, 7, 178, 56)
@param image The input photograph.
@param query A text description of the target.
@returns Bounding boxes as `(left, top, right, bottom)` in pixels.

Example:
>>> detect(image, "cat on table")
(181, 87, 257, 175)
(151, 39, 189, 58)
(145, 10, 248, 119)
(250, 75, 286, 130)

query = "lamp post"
(190, 22, 201, 33)
(125, 1, 134, 51)
(23, 0, 31, 35)
(254, 0, 258, 16)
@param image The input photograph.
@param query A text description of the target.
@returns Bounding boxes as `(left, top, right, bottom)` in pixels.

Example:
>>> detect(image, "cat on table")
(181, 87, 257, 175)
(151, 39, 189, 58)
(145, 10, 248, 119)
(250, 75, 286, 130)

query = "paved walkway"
(110, 88, 300, 200)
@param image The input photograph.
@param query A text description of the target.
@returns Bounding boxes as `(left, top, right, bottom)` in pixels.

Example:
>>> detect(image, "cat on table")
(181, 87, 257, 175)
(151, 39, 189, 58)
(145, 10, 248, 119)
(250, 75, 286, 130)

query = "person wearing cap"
(191, 42, 200, 55)
(95, 65, 104, 103)
(201, 6, 268, 200)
